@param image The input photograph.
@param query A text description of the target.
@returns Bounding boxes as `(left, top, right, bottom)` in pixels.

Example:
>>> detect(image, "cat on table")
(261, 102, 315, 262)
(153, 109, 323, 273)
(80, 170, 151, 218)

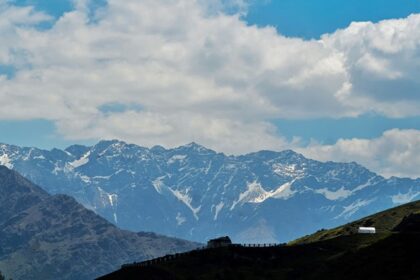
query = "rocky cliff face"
(0, 166, 199, 280)
(1, 141, 419, 242)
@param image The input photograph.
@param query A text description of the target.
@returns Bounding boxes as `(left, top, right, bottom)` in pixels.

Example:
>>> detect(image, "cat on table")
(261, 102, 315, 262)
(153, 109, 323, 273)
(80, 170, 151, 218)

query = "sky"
(0, 0, 419, 178)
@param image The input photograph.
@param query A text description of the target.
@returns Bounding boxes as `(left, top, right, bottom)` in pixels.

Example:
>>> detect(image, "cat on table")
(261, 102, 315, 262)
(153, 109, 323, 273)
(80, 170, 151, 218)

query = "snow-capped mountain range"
(0, 140, 419, 243)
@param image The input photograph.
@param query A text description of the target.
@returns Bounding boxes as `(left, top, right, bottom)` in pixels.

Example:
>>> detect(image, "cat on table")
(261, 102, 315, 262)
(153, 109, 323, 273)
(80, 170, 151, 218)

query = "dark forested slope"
(0, 166, 199, 280)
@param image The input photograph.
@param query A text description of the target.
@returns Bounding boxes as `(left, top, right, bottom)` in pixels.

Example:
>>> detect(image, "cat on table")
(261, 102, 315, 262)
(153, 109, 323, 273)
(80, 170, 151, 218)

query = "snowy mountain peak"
(65, 144, 91, 158)
(151, 145, 167, 153)
(243, 149, 305, 163)
(92, 139, 128, 152)
(0, 140, 418, 243)
(176, 142, 216, 155)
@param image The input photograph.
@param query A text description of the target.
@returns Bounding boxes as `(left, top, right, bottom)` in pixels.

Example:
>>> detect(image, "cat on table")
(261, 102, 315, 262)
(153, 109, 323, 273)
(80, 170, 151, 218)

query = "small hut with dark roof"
(207, 236, 232, 248)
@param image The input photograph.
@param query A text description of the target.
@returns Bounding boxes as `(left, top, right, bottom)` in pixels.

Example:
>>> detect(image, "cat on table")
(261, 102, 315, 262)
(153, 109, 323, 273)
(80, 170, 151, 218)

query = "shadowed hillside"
(0, 166, 199, 280)
(98, 200, 420, 280)
(292, 198, 420, 244)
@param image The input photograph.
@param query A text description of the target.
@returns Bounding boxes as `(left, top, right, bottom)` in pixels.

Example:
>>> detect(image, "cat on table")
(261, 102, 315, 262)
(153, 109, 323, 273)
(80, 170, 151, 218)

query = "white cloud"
(0, 0, 419, 177)
(322, 15, 420, 117)
(0, 2, 51, 65)
(299, 129, 420, 179)
(55, 110, 290, 154)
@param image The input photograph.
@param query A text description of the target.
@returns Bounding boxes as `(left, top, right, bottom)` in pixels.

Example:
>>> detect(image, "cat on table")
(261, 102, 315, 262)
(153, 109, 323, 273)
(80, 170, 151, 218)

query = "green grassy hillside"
(291, 199, 420, 244)
(99, 200, 420, 280)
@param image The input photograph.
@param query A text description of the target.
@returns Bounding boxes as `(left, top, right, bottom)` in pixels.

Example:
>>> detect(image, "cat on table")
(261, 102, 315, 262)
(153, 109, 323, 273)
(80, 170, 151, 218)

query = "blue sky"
(11, 0, 420, 38)
(0, 120, 96, 149)
(11, 0, 73, 16)
(246, 0, 420, 38)
(2, 0, 419, 149)
(3, 115, 419, 150)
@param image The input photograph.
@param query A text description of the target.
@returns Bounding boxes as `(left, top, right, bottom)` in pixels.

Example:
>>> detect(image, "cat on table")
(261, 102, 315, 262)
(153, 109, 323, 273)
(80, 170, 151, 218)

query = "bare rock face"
(0, 166, 199, 280)
(0, 141, 419, 243)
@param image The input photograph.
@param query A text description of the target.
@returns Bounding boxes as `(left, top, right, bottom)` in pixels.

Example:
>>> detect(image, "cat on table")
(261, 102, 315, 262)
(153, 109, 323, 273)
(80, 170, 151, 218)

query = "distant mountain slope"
(0, 140, 419, 242)
(98, 200, 420, 280)
(0, 166, 199, 280)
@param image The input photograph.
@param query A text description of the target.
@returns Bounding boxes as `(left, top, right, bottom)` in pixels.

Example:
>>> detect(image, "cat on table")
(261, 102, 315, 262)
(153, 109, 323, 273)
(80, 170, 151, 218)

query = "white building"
(358, 227, 376, 234)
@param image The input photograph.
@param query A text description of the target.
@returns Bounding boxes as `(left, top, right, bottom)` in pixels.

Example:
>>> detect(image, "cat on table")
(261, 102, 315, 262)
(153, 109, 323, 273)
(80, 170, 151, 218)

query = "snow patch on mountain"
(108, 193, 118, 207)
(33, 155, 46, 160)
(391, 189, 420, 204)
(315, 187, 353, 200)
(169, 188, 201, 220)
(96, 187, 118, 207)
(22, 148, 34, 161)
(231, 181, 296, 210)
(69, 152, 91, 168)
(93, 175, 112, 180)
(152, 176, 166, 194)
(272, 163, 305, 177)
(52, 165, 63, 175)
(267, 181, 297, 200)
(2, 140, 418, 243)
(79, 174, 91, 183)
(335, 199, 374, 219)
(353, 178, 375, 192)
(168, 155, 187, 164)
(213, 202, 224, 220)
(176, 212, 186, 225)
(231, 182, 266, 210)
(320, 205, 336, 212)
(0, 154, 13, 169)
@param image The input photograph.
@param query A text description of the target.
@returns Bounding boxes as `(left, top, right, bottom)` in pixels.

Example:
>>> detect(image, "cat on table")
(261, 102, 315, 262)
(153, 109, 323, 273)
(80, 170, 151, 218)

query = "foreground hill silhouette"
(0, 166, 199, 280)
(99, 200, 420, 280)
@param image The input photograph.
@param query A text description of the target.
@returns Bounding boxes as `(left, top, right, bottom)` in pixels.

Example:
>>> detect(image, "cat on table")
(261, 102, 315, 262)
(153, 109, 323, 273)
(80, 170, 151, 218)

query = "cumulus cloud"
(0, 2, 51, 66)
(0, 0, 418, 176)
(322, 15, 420, 117)
(299, 129, 420, 179)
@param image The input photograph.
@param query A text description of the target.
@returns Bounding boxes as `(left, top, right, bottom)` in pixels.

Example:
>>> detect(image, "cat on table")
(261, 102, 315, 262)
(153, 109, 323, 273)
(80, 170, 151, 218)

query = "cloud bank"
(0, 0, 419, 177)
(300, 129, 420, 179)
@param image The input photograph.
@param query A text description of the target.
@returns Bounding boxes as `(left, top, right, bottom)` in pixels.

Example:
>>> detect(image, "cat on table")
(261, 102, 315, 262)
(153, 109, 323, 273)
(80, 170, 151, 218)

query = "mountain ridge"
(0, 166, 199, 280)
(0, 140, 419, 243)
